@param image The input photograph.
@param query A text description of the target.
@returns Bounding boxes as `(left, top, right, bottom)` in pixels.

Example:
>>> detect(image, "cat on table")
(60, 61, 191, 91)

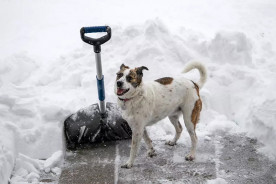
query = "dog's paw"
(121, 161, 133, 169)
(165, 140, 177, 146)
(185, 154, 195, 161)
(147, 149, 157, 157)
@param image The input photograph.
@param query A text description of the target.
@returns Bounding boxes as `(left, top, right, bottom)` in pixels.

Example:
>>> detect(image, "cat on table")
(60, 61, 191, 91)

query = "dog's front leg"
(121, 125, 144, 169)
(143, 128, 156, 157)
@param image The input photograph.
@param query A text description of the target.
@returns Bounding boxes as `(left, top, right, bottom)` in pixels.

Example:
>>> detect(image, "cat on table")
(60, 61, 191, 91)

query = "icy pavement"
(58, 132, 276, 184)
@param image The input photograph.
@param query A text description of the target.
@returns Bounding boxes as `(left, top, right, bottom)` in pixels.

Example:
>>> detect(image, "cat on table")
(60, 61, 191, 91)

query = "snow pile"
(44, 150, 63, 174)
(208, 32, 253, 65)
(10, 151, 63, 183)
(1, 19, 276, 182)
(247, 100, 276, 160)
(10, 154, 43, 183)
(0, 123, 16, 184)
(0, 0, 276, 182)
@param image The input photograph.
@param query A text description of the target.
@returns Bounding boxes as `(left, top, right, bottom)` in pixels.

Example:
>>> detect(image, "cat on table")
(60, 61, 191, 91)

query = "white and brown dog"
(114, 61, 207, 168)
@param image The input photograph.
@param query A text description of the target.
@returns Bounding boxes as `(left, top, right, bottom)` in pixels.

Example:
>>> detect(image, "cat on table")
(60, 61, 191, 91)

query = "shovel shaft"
(95, 53, 103, 79)
(80, 25, 112, 115)
(95, 52, 106, 114)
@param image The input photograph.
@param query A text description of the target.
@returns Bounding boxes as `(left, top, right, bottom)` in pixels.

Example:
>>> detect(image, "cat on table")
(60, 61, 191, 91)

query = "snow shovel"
(64, 26, 132, 150)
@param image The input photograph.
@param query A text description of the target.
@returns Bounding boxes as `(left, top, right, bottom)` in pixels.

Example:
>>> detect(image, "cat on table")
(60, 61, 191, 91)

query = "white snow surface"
(1, 0, 276, 183)
(207, 178, 228, 184)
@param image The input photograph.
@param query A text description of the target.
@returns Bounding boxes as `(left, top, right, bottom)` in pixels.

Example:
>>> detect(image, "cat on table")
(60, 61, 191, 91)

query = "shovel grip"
(80, 26, 111, 50)
(83, 26, 108, 33)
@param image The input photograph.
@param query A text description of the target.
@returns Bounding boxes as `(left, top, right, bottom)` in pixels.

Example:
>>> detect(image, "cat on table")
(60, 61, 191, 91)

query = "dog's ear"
(120, 63, 129, 70)
(136, 66, 148, 75)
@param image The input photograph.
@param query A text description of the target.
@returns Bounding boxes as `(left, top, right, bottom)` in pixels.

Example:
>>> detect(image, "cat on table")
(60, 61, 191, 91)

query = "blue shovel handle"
(83, 26, 108, 33)
(80, 26, 111, 47)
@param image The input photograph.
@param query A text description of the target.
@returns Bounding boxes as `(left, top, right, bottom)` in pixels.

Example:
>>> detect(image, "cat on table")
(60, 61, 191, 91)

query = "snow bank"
(44, 150, 63, 172)
(0, 123, 16, 184)
(1, 19, 276, 182)
(208, 32, 253, 65)
(10, 151, 63, 183)
(247, 100, 276, 160)
(10, 153, 43, 183)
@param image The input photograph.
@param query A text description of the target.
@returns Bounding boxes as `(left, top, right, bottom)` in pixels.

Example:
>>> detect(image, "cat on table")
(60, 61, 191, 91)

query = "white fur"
(115, 62, 207, 168)
(182, 61, 207, 89)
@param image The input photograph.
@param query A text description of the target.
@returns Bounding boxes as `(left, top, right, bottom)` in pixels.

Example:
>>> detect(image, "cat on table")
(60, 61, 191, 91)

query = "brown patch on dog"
(126, 66, 148, 88)
(155, 77, 173, 85)
(191, 80, 202, 130)
(126, 69, 142, 88)
(191, 81, 200, 96)
(191, 99, 202, 129)
(116, 64, 129, 80)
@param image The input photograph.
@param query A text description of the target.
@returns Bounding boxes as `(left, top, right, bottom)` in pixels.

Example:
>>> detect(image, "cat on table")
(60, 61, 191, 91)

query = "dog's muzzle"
(117, 88, 129, 96)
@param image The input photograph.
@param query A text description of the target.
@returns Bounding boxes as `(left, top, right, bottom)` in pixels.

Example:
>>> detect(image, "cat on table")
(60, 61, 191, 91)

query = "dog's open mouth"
(117, 88, 129, 96)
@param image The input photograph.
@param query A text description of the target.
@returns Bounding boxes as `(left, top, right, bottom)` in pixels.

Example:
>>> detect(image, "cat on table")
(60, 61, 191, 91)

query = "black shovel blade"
(64, 102, 132, 150)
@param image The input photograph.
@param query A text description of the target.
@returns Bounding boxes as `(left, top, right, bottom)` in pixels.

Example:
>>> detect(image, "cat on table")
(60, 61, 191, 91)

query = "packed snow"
(9, 151, 63, 183)
(0, 0, 276, 183)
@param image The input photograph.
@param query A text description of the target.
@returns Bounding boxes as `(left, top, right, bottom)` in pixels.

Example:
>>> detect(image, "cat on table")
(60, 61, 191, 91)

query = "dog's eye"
(116, 73, 123, 78)
(126, 76, 132, 82)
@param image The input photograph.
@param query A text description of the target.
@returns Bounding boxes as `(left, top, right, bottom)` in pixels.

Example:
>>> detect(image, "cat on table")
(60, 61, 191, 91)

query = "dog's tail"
(182, 61, 207, 89)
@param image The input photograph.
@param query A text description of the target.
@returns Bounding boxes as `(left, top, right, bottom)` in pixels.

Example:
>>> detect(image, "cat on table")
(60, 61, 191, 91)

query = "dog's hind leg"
(143, 128, 157, 157)
(182, 108, 198, 161)
(165, 115, 182, 146)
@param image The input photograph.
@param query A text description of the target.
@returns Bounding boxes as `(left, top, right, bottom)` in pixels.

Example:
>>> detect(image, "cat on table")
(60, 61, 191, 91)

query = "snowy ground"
(60, 133, 276, 184)
(1, 0, 276, 183)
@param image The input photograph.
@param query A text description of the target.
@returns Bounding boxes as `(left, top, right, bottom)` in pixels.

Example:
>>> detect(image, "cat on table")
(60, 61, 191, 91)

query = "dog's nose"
(117, 81, 123, 88)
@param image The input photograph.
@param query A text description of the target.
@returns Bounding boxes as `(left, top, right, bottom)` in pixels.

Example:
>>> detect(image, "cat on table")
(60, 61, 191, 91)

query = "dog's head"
(114, 64, 148, 98)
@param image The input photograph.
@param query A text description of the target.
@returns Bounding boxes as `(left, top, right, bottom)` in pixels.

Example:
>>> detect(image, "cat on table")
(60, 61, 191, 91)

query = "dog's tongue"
(117, 88, 125, 95)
